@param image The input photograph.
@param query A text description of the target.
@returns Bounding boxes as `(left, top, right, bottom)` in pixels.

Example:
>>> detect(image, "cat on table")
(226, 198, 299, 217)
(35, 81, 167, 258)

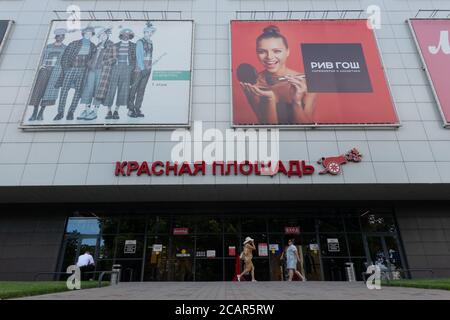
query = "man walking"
(77, 27, 116, 121)
(128, 22, 156, 118)
(54, 26, 96, 121)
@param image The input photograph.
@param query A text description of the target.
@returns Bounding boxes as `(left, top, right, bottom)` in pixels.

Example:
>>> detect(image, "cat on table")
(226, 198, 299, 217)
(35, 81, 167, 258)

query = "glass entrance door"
(170, 235, 194, 281)
(144, 236, 169, 281)
(301, 234, 321, 281)
(364, 235, 405, 279)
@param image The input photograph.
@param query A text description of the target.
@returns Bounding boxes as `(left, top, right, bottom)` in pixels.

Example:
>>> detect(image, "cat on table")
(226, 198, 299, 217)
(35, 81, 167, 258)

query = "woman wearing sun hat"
(237, 236, 257, 282)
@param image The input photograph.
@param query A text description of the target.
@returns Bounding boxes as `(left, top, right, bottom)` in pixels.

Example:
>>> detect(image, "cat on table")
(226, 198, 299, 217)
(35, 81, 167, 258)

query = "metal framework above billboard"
(414, 10, 450, 19)
(235, 10, 365, 20)
(53, 10, 183, 21)
(230, 19, 400, 128)
(409, 18, 450, 128)
(20, 19, 194, 130)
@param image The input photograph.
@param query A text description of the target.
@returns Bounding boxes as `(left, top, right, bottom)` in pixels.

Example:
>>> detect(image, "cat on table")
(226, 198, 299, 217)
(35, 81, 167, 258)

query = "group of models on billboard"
(22, 20, 193, 127)
(27, 23, 156, 122)
(14, 18, 450, 128)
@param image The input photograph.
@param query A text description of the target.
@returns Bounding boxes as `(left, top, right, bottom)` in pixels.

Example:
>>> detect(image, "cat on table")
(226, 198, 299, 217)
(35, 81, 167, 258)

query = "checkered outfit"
(104, 41, 136, 107)
(95, 40, 116, 101)
(29, 43, 66, 106)
(42, 44, 66, 105)
(58, 66, 86, 113)
(56, 39, 96, 114)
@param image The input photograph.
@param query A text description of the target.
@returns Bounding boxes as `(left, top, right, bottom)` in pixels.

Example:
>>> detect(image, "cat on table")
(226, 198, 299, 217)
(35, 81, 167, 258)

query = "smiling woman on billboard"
(238, 26, 317, 125)
(231, 20, 399, 127)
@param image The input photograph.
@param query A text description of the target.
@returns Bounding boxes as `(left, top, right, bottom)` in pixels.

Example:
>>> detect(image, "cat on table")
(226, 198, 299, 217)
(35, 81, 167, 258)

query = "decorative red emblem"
(317, 148, 362, 175)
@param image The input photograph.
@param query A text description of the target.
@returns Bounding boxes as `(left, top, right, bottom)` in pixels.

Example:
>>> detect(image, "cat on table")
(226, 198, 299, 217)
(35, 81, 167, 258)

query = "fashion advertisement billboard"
(0, 20, 14, 55)
(20, 20, 193, 129)
(409, 19, 450, 127)
(231, 20, 399, 127)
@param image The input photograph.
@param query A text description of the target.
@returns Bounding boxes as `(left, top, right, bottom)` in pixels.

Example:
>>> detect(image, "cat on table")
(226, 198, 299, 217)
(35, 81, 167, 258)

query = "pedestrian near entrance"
(237, 237, 257, 282)
(76, 250, 95, 280)
(284, 239, 306, 281)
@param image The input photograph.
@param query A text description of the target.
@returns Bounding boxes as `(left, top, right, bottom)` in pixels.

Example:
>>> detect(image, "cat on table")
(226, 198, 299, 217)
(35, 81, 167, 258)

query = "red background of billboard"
(231, 20, 399, 125)
(410, 19, 450, 124)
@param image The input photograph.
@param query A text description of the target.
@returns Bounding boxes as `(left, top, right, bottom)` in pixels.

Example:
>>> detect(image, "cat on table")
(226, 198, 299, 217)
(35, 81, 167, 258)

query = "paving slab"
(17, 282, 450, 300)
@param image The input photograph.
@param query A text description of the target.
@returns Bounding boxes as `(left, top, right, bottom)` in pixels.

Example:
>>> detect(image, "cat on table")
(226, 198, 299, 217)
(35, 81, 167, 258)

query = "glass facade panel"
(118, 217, 146, 234)
(361, 213, 396, 233)
(66, 218, 100, 235)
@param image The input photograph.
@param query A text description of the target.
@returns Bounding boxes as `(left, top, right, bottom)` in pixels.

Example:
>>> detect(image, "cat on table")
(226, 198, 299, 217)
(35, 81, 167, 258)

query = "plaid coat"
(92, 40, 117, 101)
(55, 39, 97, 89)
(42, 43, 66, 104)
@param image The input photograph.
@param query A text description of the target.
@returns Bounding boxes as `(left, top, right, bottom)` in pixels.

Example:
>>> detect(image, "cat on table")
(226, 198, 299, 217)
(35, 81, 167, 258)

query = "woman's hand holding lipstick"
(286, 75, 308, 106)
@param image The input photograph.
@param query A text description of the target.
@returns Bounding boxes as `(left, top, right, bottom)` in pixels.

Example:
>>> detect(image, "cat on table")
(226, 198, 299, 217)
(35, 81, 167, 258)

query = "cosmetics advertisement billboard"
(231, 20, 399, 127)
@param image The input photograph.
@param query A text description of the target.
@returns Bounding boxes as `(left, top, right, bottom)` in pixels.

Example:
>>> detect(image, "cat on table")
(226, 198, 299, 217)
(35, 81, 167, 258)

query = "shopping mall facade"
(0, 0, 450, 282)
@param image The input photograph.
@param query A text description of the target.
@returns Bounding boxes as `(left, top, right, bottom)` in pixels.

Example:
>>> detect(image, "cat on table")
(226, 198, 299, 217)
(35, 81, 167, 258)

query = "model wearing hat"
(28, 28, 67, 121)
(127, 22, 156, 118)
(54, 26, 97, 120)
(104, 27, 136, 120)
(237, 236, 257, 282)
(77, 26, 116, 121)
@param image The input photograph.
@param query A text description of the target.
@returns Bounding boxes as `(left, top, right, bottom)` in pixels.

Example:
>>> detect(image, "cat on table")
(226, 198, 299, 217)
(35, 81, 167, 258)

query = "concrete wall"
(0, 0, 449, 188)
(0, 210, 66, 280)
(396, 204, 450, 278)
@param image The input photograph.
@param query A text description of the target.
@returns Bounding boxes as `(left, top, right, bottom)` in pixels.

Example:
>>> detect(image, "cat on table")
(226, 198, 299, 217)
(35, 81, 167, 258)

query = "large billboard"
(409, 19, 450, 127)
(21, 20, 193, 129)
(231, 20, 399, 127)
(0, 20, 14, 55)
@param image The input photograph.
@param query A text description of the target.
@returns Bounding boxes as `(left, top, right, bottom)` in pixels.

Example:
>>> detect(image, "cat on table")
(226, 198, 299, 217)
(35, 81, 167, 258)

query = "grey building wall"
(0, 210, 67, 280)
(0, 0, 450, 281)
(396, 204, 450, 278)
(0, 0, 449, 189)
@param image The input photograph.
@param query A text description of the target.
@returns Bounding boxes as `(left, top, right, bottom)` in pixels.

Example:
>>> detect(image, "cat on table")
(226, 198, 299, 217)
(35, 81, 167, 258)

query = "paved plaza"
(19, 282, 450, 300)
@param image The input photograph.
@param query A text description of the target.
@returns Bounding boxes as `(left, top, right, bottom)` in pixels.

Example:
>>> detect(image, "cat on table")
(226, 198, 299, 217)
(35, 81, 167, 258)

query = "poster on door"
(269, 244, 279, 254)
(327, 238, 340, 252)
(124, 240, 137, 254)
(21, 20, 193, 129)
(231, 20, 399, 127)
(258, 243, 269, 257)
(409, 19, 450, 127)
(207, 250, 216, 258)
